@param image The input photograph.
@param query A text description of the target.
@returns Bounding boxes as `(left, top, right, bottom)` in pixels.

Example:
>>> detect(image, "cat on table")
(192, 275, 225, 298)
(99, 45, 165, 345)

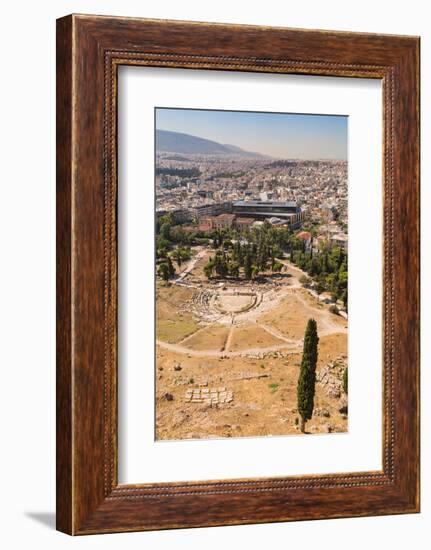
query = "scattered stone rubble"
(229, 371, 269, 381)
(243, 350, 291, 360)
(313, 407, 330, 418)
(316, 355, 347, 399)
(184, 387, 233, 405)
(173, 369, 269, 386)
(162, 392, 174, 401)
(309, 424, 333, 433)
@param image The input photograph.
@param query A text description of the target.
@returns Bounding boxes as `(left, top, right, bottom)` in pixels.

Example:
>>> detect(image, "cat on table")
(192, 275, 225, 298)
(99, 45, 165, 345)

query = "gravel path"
(156, 339, 300, 358)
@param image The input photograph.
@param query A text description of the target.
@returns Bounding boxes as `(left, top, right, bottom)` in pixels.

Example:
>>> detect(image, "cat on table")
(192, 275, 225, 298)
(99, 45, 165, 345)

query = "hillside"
(156, 129, 269, 158)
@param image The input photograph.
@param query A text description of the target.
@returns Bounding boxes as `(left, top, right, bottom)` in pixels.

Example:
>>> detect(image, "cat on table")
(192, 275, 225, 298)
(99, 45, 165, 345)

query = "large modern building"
(156, 201, 232, 224)
(190, 201, 232, 221)
(232, 200, 304, 229)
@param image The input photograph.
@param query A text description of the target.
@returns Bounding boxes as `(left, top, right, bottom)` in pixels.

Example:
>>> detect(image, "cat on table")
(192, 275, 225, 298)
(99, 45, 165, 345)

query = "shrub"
(299, 275, 310, 285)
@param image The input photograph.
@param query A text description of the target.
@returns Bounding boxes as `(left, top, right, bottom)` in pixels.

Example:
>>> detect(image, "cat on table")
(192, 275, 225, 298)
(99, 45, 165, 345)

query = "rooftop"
(231, 210, 298, 219)
(297, 231, 312, 240)
(236, 217, 255, 223)
(331, 233, 348, 241)
(216, 213, 236, 220)
(233, 200, 298, 208)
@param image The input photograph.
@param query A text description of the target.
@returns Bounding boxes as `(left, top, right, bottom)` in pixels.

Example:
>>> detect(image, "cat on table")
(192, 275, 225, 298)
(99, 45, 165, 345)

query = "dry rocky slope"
(156, 250, 348, 441)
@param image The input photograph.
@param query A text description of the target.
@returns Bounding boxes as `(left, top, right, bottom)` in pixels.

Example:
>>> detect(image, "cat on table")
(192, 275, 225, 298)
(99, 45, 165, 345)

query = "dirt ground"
(228, 324, 286, 352)
(155, 251, 348, 441)
(257, 290, 347, 340)
(183, 324, 230, 351)
(156, 285, 198, 343)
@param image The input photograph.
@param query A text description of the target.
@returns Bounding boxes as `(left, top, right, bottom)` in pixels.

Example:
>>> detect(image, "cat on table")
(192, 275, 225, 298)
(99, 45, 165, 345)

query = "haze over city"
(156, 107, 348, 160)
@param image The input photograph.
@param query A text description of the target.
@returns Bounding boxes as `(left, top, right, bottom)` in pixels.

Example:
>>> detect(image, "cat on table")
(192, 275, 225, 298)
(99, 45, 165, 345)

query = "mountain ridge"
(156, 129, 270, 158)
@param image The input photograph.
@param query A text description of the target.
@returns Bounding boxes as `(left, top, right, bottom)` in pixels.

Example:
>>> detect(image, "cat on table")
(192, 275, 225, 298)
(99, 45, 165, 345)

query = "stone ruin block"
(184, 386, 234, 405)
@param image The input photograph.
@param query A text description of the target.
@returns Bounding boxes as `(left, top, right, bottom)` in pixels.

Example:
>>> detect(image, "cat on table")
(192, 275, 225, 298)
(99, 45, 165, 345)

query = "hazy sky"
(156, 108, 347, 160)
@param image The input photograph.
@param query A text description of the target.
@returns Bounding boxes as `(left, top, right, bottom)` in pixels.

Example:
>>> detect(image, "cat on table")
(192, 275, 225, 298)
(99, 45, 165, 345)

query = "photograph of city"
(155, 107, 348, 441)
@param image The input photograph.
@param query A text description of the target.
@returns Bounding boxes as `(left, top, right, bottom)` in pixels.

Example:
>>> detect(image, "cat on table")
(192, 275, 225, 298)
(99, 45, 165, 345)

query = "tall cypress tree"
(297, 318, 319, 433)
(166, 256, 176, 279)
(244, 251, 252, 280)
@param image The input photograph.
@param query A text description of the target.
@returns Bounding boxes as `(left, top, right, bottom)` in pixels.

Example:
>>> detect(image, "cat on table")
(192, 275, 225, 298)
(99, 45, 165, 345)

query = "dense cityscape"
(156, 151, 348, 256)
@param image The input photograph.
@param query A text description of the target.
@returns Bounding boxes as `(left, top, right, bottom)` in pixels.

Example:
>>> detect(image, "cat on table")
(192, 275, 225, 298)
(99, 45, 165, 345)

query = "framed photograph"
(56, 14, 420, 534)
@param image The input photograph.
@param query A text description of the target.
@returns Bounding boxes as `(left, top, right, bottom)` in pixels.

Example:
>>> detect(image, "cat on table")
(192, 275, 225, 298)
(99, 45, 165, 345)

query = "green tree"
(272, 261, 283, 273)
(158, 213, 174, 228)
(309, 257, 320, 276)
(172, 247, 191, 268)
(212, 229, 223, 249)
(156, 246, 168, 260)
(315, 282, 325, 297)
(156, 236, 170, 254)
(169, 225, 188, 245)
(180, 247, 191, 262)
(159, 222, 172, 242)
(272, 243, 283, 259)
(338, 269, 348, 290)
(244, 251, 252, 280)
(204, 258, 215, 279)
(343, 367, 348, 395)
(297, 319, 319, 433)
(251, 265, 260, 279)
(172, 247, 182, 268)
(166, 256, 176, 279)
(214, 252, 228, 277)
(157, 262, 170, 282)
(228, 261, 240, 277)
(232, 241, 240, 263)
(341, 289, 348, 312)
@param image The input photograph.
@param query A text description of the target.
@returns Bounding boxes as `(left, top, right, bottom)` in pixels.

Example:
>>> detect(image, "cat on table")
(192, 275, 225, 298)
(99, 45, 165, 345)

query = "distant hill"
(156, 129, 270, 158)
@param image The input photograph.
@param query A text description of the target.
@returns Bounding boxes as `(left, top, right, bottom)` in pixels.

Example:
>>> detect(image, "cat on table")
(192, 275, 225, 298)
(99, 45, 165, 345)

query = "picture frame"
(56, 14, 420, 534)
